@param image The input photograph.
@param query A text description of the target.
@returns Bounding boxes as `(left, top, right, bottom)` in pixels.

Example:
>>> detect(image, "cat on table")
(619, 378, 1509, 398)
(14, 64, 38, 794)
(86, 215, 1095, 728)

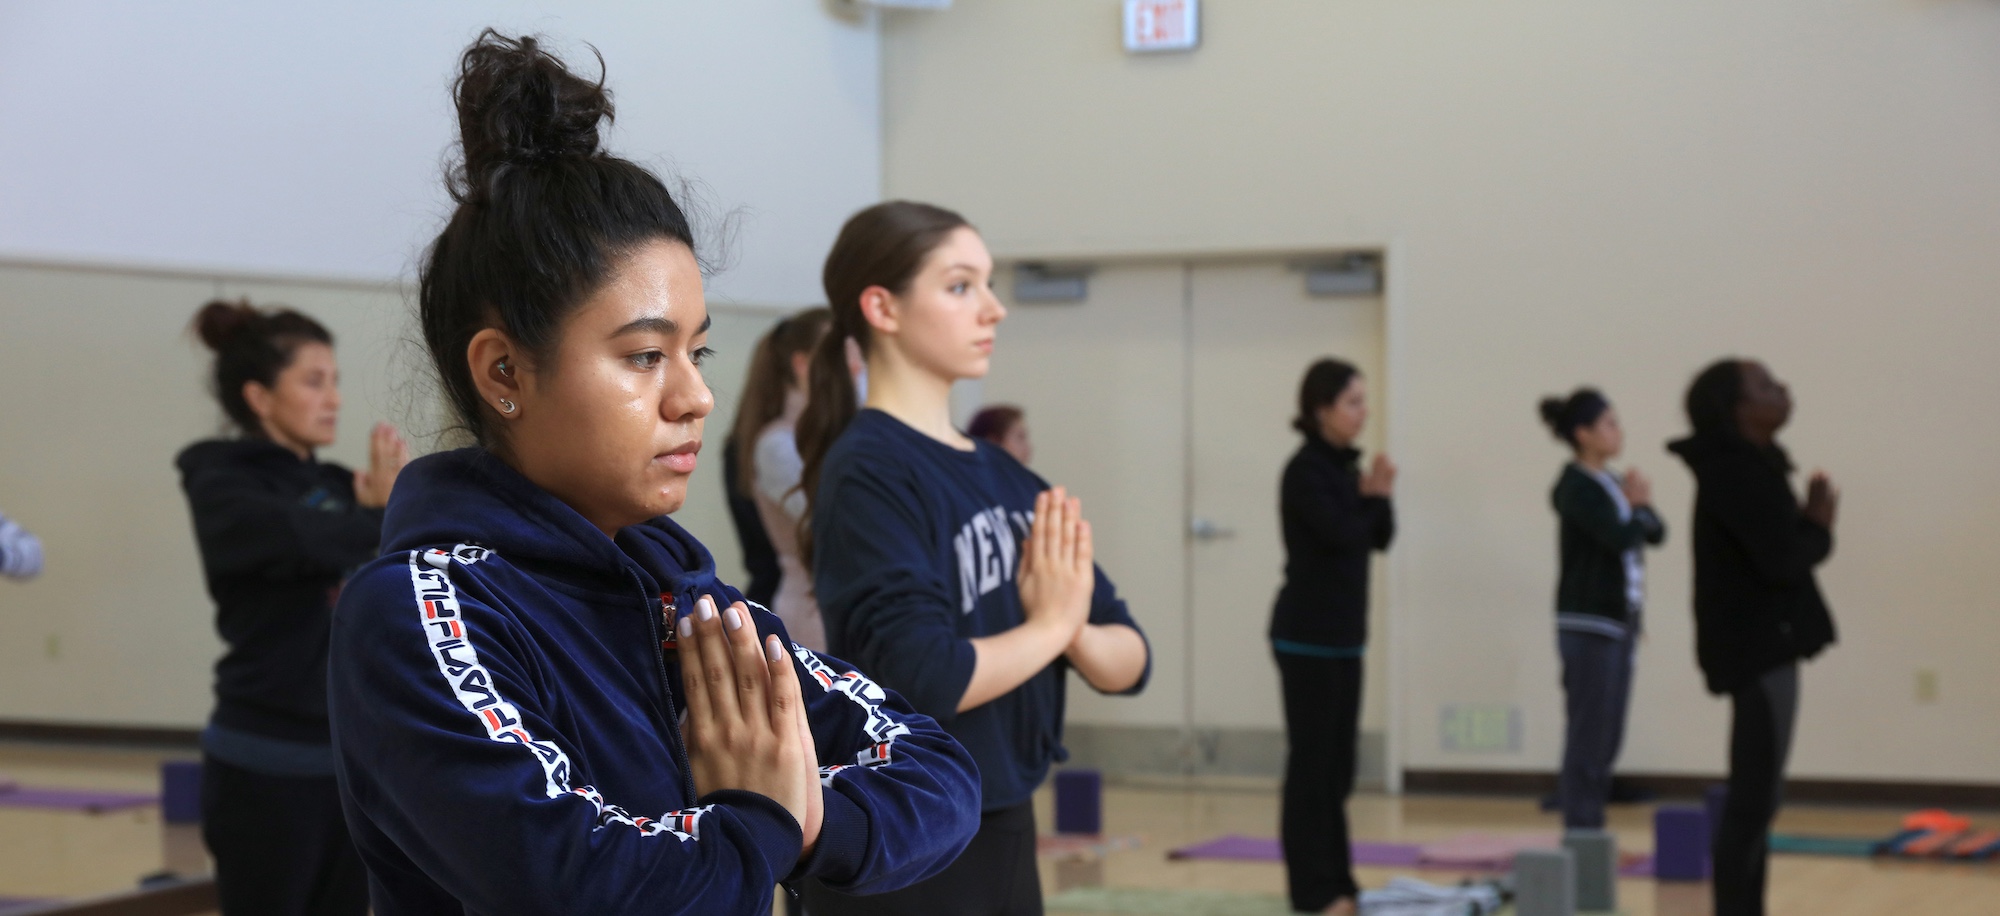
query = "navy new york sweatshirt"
(811, 410, 1151, 813)
(328, 448, 980, 915)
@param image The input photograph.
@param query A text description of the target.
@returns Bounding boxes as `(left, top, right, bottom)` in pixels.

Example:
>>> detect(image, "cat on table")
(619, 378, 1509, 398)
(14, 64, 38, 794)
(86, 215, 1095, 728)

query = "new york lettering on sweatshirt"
(813, 410, 1150, 813)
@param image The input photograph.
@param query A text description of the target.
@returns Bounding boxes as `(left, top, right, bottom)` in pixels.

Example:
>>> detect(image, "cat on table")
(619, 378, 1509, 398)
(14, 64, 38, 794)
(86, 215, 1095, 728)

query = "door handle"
(1189, 517, 1236, 541)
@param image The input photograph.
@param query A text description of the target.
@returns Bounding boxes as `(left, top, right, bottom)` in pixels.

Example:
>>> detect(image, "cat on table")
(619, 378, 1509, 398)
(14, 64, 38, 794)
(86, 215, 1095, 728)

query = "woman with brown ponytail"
(178, 298, 406, 915)
(795, 202, 1152, 916)
(731, 307, 835, 650)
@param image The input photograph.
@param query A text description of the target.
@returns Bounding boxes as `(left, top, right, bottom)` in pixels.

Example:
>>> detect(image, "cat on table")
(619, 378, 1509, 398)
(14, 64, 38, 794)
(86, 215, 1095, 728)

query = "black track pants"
(1276, 652, 1363, 912)
(802, 800, 1042, 916)
(201, 755, 368, 916)
(1713, 663, 1799, 916)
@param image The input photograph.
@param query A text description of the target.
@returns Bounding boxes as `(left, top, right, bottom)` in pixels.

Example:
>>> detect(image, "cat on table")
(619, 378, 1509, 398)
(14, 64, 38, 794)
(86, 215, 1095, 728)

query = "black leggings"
(1713, 663, 1799, 916)
(1276, 652, 1363, 912)
(802, 800, 1042, 916)
(201, 755, 369, 916)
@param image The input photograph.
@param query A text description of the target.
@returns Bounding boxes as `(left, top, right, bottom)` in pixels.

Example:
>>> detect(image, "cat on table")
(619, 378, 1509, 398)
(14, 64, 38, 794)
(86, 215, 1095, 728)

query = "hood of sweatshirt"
(1667, 431, 1792, 474)
(379, 447, 722, 600)
(178, 436, 333, 481)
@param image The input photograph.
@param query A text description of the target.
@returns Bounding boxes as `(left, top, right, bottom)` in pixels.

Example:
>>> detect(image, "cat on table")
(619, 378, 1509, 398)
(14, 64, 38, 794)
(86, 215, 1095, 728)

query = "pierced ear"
(857, 286, 900, 336)
(465, 329, 524, 419)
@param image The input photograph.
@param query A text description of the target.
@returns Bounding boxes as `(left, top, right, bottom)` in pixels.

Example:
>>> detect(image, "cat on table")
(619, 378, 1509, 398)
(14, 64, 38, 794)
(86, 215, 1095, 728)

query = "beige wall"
(883, 2, 2000, 782)
(0, 260, 781, 728)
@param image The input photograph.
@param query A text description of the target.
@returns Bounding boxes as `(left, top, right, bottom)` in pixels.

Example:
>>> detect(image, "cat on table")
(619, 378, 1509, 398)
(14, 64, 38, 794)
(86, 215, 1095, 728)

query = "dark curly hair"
(419, 29, 697, 446)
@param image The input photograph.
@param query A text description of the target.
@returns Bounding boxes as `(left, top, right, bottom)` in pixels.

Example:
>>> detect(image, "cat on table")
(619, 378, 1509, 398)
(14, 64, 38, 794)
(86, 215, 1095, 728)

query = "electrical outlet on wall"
(1915, 669, 1940, 704)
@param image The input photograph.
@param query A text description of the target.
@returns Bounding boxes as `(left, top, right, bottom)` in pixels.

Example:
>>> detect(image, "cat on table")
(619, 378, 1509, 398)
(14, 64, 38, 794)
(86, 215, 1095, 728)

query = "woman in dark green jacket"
(1539, 388, 1665, 830)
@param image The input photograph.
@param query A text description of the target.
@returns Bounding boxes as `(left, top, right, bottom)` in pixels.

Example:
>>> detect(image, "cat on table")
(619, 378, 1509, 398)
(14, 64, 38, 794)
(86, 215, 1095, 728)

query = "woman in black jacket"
(1667, 358, 1837, 916)
(1538, 388, 1665, 831)
(178, 299, 406, 916)
(1270, 358, 1395, 916)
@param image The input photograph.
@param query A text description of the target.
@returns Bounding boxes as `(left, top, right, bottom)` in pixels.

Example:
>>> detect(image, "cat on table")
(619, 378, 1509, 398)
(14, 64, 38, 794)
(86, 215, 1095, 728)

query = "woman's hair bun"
(450, 29, 612, 200)
(1537, 396, 1569, 435)
(1540, 387, 1610, 446)
(193, 298, 259, 351)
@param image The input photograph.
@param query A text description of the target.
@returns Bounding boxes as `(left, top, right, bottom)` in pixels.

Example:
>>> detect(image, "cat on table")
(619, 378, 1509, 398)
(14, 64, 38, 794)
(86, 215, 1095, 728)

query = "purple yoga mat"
(1168, 833, 1656, 877)
(0, 786, 159, 812)
(1167, 834, 1424, 867)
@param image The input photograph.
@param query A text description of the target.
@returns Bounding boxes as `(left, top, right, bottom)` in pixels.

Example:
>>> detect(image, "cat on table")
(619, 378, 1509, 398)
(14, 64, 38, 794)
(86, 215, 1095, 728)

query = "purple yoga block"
(1053, 769, 1102, 835)
(161, 760, 202, 825)
(1653, 805, 1710, 881)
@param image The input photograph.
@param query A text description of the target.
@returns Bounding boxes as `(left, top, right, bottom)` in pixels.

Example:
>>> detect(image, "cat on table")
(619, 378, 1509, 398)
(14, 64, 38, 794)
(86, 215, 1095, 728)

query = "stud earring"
(498, 398, 517, 414)
(497, 359, 513, 378)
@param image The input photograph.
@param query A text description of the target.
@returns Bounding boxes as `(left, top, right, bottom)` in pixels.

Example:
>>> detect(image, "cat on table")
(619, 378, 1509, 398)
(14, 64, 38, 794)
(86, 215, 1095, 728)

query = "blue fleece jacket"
(812, 410, 1150, 813)
(328, 448, 980, 915)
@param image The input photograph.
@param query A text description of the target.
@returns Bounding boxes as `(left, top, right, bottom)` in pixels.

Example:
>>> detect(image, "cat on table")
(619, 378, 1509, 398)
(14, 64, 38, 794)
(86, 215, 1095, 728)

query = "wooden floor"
(4, 742, 1996, 914)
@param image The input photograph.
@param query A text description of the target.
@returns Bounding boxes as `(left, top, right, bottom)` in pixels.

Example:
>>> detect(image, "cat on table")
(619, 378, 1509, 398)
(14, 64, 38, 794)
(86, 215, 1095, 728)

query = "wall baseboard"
(1060, 724, 1388, 791)
(1403, 769, 2000, 809)
(0, 720, 201, 749)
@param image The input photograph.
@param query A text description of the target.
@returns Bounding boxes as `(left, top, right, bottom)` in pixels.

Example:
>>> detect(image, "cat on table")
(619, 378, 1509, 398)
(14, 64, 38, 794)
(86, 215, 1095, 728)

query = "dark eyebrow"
(611, 314, 710, 338)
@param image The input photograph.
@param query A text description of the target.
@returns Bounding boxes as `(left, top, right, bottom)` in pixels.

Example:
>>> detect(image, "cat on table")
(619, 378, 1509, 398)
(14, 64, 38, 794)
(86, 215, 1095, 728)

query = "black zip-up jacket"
(177, 438, 382, 748)
(1667, 433, 1836, 694)
(1270, 435, 1395, 649)
(1551, 463, 1666, 631)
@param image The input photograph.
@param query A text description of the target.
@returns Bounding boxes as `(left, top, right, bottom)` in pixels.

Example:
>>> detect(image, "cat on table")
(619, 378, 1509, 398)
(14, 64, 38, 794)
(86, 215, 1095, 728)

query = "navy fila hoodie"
(327, 448, 980, 915)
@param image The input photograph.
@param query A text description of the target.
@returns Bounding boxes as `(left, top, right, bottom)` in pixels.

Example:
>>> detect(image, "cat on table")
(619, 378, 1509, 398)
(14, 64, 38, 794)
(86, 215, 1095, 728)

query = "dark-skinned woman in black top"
(1668, 358, 1837, 916)
(1538, 388, 1666, 832)
(1270, 358, 1395, 916)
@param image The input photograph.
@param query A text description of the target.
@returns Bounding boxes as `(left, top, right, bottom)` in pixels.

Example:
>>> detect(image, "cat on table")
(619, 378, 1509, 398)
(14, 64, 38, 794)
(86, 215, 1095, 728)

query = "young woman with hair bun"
(794, 201, 1151, 916)
(1537, 387, 1665, 833)
(177, 297, 406, 915)
(324, 32, 978, 916)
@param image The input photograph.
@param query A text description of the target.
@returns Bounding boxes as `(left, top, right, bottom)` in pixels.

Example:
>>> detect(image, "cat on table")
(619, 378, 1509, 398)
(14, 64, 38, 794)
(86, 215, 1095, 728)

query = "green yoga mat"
(1769, 833, 1882, 857)
(1045, 886, 1295, 916)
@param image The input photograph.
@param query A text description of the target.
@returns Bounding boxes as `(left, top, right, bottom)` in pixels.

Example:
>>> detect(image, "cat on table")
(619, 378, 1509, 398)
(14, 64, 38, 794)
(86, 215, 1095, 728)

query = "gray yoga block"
(1563, 829, 1617, 912)
(1514, 847, 1576, 916)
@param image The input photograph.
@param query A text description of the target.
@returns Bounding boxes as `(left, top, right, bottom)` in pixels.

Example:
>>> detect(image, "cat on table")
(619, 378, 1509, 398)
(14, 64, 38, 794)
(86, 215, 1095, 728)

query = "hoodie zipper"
(633, 571, 700, 803)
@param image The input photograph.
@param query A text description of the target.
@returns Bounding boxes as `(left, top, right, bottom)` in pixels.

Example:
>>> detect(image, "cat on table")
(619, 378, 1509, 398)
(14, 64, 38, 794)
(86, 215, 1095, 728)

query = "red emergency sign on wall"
(1123, 0, 1200, 53)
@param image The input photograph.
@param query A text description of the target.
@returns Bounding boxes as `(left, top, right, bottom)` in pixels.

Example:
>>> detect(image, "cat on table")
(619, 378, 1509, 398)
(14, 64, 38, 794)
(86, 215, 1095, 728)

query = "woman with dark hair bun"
(1269, 357, 1394, 916)
(1537, 387, 1665, 832)
(324, 32, 978, 916)
(1668, 359, 1837, 916)
(177, 297, 406, 916)
(795, 201, 1150, 916)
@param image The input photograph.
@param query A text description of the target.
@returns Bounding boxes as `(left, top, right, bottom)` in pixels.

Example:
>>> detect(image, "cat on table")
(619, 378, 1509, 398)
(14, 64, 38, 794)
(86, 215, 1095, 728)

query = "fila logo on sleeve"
(407, 548, 714, 842)
(792, 644, 909, 782)
(407, 550, 573, 799)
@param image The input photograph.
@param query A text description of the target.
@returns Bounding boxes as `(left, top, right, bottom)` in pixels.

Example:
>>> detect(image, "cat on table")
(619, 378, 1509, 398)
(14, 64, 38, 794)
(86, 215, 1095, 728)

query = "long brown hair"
(795, 201, 972, 564)
(729, 307, 831, 493)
